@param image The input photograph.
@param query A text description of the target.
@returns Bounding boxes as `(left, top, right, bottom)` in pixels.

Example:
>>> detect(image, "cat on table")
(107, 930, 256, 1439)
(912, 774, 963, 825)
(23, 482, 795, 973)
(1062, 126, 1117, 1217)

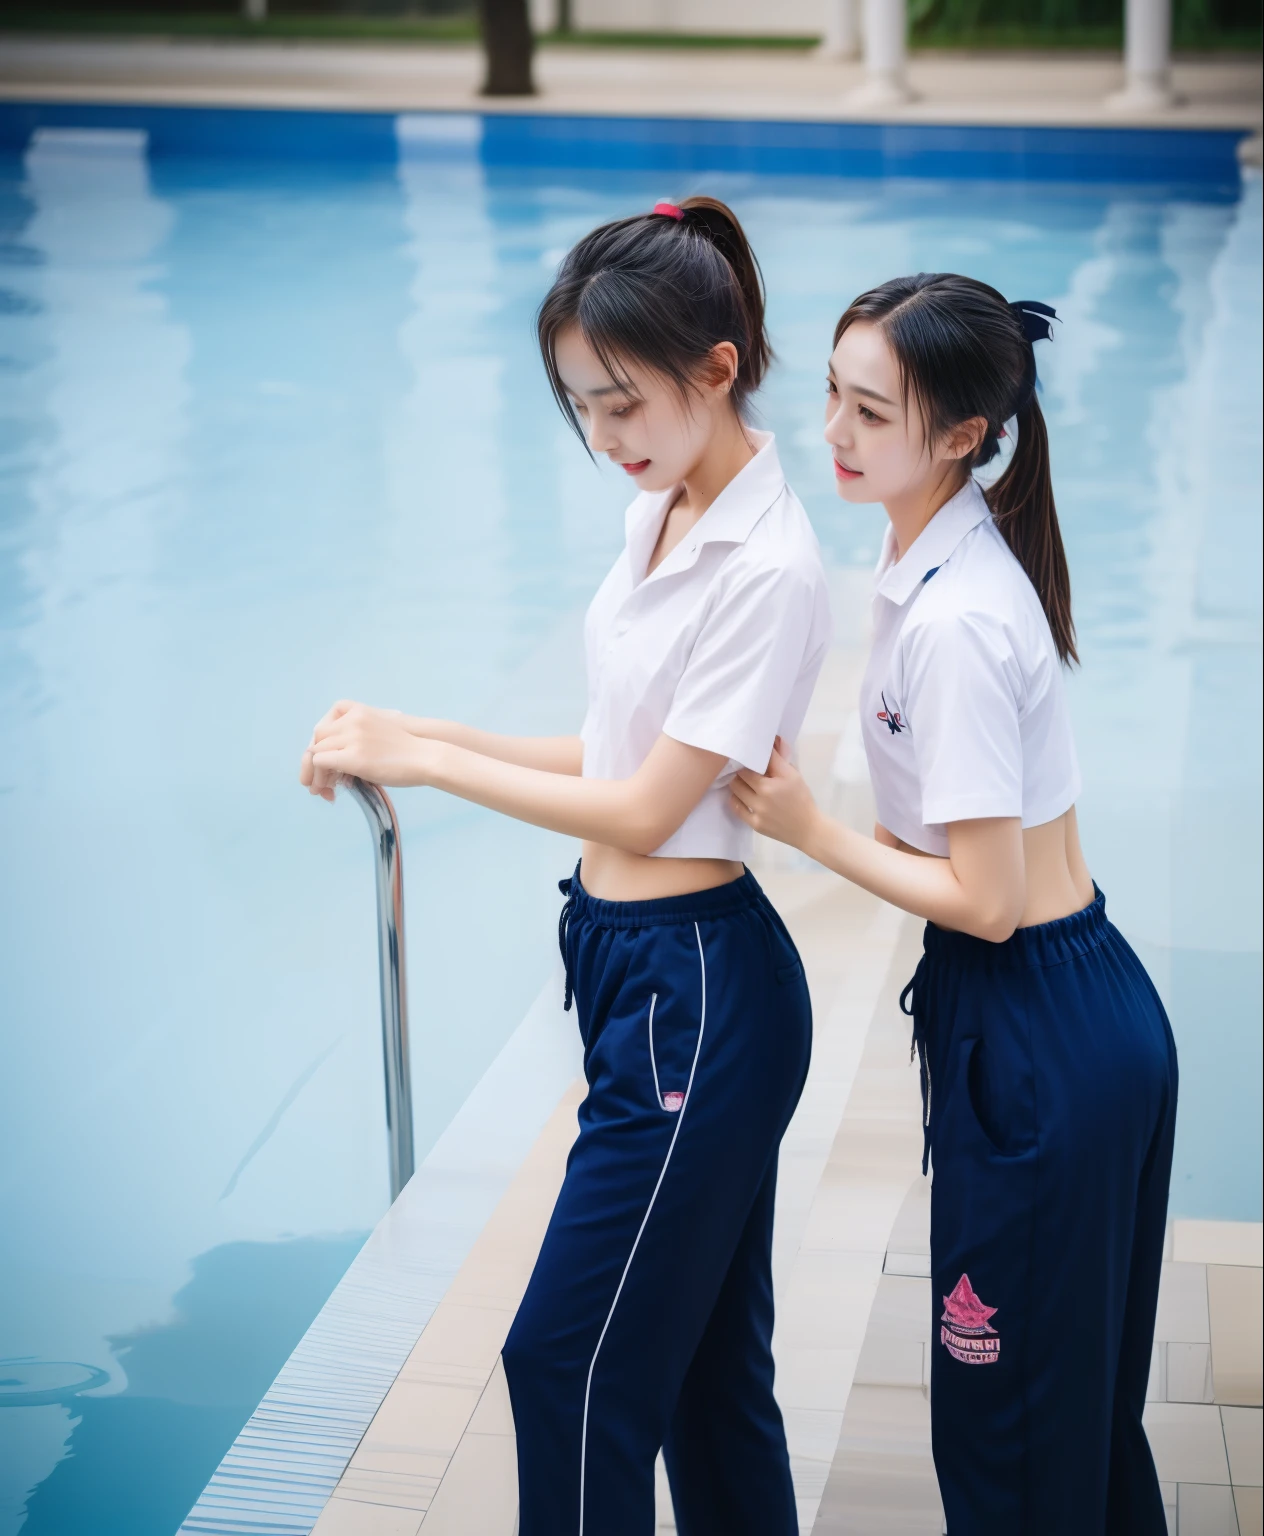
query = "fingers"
(311, 713, 345, 745)
(310, 699, 363, 748)
(317, 698, 355, 733)
(303, 701, 361, 802)
(308, 767, 336, 801)
(766, 743, 795, 777)
(310, 723, 352, 781)
(301, 747, 338, 796)
(310, 758, 341, 792)
(300, 748, 337, 801)
(730, 774, 766, 822)
(311, 749, 350, 785)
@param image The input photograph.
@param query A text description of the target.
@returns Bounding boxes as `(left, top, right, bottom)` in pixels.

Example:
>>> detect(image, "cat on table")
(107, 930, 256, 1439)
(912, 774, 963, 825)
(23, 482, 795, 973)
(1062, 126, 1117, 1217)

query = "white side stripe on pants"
(577, 921, 708, 1536)
(647, 991, 664, 1110)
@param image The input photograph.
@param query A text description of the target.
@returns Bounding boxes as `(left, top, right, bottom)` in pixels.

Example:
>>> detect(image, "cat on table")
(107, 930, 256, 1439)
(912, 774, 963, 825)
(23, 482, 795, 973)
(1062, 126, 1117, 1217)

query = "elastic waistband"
(561, 863, 765, 929)
(924, 884, 1111, 969)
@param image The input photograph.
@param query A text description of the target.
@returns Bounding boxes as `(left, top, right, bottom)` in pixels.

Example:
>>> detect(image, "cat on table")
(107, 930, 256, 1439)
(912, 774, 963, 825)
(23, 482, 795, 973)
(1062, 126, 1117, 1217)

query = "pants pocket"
(647, 992, 681, 1113)
(647, 990, 704, 1114)
(948, 1033, 1036, 1160)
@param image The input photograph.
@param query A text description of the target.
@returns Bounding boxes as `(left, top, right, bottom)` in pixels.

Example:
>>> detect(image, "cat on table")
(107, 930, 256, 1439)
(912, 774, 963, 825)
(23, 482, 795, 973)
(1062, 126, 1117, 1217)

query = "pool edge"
(0, 98, 1252, 185)
(176, 972, 580, 1536)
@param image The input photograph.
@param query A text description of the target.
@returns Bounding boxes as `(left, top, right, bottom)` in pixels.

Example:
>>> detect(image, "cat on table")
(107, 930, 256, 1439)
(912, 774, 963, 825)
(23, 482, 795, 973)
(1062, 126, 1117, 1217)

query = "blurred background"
(0, 0, 1259, 53)
(0, 5, 1259, 1534)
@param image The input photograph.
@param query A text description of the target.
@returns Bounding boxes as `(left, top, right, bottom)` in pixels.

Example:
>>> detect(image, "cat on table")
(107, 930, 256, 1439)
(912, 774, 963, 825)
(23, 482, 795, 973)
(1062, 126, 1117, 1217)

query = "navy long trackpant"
(904, 888, 1178, 1535)
(502, 867, 812, 1536)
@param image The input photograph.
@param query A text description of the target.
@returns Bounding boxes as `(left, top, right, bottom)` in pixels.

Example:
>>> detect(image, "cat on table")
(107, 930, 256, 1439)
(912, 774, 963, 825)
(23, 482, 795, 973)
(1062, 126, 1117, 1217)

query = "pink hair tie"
(652, 201, 684, 220)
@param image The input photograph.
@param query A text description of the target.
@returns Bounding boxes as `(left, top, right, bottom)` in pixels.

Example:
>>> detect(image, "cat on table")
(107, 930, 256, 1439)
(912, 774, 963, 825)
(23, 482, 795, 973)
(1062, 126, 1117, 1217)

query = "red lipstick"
(833, 457, 862, 481)
(621, 459, 651, 476)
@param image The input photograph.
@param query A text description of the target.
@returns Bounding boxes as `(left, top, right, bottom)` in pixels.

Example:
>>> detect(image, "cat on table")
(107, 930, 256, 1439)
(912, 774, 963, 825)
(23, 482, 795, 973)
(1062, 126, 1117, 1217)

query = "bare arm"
(401, 715, 582, 775)
(731, 742, 1025, 942)
(302, 702, 725, 857)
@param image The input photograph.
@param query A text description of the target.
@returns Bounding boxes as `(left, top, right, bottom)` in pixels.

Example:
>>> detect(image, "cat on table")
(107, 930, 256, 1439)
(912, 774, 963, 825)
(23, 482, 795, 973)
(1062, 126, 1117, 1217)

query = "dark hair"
(835, 273, 1077, 665)
(537, 195, 771, 434)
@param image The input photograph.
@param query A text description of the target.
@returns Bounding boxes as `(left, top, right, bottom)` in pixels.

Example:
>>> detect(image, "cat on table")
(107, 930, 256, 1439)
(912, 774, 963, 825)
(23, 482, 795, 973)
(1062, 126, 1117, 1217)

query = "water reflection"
(14, 1234, 366, 1536)
(0, 125, 191, 1536)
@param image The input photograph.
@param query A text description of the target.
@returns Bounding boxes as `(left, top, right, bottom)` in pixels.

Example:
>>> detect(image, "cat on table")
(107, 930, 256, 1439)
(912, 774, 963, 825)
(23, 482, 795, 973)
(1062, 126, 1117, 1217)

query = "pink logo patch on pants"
(662, 1092, 684, 1112)
(940, 1273, 1000, 1364)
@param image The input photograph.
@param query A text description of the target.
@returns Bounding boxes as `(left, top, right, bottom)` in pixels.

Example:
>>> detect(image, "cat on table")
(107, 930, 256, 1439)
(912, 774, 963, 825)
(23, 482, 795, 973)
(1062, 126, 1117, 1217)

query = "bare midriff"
(579, 841, 744, 903)
(887, 806, 1096, 929)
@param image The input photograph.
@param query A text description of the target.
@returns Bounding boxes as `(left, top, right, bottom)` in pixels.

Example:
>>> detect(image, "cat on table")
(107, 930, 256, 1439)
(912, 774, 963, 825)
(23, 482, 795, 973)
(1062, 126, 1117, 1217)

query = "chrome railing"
(345, 778, 415, 1202)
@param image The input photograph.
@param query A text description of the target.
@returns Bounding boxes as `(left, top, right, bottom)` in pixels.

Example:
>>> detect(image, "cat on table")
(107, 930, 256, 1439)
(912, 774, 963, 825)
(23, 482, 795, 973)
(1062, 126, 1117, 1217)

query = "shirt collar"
(626, 430, 785, 584)
(874, 478, 991, 606)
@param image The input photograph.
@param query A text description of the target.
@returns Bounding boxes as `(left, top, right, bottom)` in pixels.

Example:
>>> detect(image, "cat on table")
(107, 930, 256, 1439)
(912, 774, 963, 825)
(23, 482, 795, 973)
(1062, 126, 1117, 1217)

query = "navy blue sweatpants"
(502, 867, 812, 1536)
(904, 888, 1178, 1535)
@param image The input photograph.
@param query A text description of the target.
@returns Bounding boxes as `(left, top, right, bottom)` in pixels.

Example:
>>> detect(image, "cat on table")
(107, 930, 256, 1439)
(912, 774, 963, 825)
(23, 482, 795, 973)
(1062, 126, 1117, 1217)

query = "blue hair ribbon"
(1010, 299, 1058, 345)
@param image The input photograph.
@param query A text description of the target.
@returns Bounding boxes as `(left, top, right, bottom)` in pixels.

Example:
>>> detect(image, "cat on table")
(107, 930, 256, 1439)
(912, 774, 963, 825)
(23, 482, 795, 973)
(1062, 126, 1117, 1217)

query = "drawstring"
(557, 876, 578, 1012)
(900, 952, 932, 1176)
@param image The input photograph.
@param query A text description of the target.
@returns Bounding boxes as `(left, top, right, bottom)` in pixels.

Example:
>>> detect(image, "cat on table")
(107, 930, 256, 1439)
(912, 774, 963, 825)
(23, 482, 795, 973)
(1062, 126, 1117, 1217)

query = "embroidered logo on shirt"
(877, 692, 905, 734)
(940, 1274, 1000, 1364)
(662, 1092, 684, 1112)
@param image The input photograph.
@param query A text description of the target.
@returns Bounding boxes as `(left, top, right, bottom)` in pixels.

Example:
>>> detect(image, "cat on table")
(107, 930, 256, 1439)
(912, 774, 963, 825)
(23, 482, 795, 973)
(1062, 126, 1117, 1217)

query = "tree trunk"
(479, 0, 536, 96)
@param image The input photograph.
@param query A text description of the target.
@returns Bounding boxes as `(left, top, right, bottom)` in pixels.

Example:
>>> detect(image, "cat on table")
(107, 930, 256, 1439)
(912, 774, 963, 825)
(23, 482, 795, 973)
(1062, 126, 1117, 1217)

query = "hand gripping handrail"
(344, 778, 415, 1202)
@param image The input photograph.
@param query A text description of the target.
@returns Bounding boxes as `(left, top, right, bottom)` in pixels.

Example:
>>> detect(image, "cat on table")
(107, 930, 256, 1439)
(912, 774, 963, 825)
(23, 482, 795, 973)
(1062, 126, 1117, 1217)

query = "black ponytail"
(537, 194, 771, 434)
(835, 273, 1077, 666)
(987, 392, 1075, 665)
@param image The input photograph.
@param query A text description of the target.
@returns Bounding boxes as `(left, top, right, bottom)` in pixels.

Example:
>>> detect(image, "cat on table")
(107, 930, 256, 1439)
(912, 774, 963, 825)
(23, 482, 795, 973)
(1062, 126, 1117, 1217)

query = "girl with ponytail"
(732, 273, 1176, 1535)
(302, 198, 830, 1534)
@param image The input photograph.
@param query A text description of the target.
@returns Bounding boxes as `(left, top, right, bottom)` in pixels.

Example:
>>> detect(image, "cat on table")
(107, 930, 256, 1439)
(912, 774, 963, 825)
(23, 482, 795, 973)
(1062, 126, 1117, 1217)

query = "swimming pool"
(0, 112, 1259, 1534)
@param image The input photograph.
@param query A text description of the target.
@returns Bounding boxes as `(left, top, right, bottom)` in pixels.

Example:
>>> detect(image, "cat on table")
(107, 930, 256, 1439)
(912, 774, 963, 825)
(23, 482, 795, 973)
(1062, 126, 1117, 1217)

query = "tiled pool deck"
(0, 36, 1259, 138)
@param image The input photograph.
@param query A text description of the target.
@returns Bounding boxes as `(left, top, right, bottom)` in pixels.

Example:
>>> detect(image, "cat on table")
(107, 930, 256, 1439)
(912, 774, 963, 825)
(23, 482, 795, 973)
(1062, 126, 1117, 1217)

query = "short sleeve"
(663, 564, 816, 773)
(903, 611, 1024, 825)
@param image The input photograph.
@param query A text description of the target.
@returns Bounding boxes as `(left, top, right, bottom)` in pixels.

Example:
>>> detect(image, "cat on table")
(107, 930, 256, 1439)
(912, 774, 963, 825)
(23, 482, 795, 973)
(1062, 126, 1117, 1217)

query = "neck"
(886, 463, 969, 560)
(679, 409, 755, 518)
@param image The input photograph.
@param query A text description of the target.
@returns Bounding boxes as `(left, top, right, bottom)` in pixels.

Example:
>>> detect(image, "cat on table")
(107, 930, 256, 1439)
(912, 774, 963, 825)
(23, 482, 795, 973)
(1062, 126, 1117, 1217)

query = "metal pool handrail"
(344, 777, 415, 1202)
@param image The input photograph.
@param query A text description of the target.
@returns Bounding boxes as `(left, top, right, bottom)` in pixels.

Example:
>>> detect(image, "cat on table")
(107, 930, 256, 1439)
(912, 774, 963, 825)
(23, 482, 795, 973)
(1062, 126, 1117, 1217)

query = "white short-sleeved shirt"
(860, 477, 1080, 857)
(582, 431, 832, 860)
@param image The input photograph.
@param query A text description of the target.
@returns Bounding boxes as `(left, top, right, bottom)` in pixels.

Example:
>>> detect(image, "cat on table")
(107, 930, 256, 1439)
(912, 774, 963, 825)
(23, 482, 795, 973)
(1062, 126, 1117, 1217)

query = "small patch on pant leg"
(662, 1091, 684, 1112)
(940, 1273, 1000, 1364)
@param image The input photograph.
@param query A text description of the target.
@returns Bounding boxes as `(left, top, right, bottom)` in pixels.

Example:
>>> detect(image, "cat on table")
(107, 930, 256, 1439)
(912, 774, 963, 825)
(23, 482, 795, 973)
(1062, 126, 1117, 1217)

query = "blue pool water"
(0, 117, 1259, 1533)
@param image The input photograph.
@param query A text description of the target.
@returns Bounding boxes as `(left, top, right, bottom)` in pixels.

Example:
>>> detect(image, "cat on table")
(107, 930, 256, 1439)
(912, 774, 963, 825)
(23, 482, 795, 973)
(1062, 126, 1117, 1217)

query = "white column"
(850, 0, 911, 105)
(529, 0, 560, 33)
(818, 0, 861, 60)
(1109, 0, 1175, 110)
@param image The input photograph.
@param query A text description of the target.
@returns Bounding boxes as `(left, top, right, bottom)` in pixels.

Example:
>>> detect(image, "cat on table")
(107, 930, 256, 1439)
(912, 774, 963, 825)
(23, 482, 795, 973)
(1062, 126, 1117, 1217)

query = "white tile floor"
(816, 1182, 1263, 1535)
